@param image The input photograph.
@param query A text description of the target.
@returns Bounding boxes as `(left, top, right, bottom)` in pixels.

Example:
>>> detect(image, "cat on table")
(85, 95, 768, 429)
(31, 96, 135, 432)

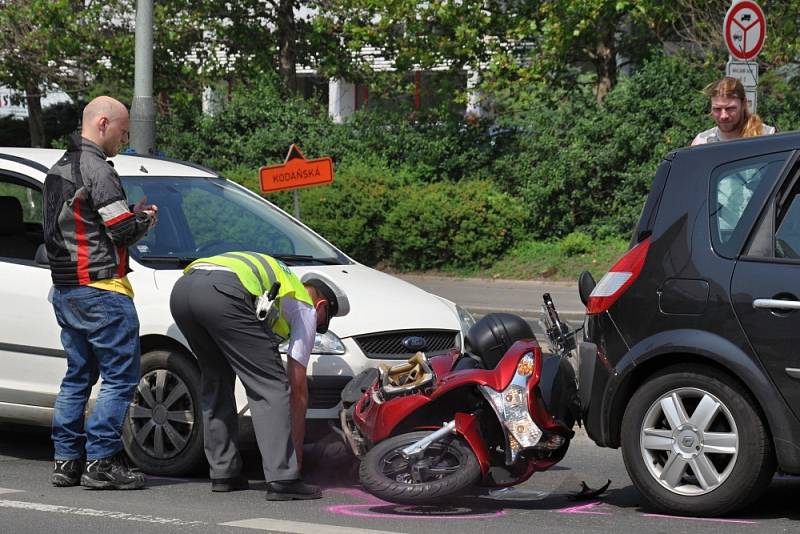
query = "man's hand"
(134, 196, 158, 228)
(288, 358, 309, 469)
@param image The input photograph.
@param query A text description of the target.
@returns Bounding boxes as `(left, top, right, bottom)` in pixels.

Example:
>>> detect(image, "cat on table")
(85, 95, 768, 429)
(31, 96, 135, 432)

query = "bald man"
(43, 96, 157, 490)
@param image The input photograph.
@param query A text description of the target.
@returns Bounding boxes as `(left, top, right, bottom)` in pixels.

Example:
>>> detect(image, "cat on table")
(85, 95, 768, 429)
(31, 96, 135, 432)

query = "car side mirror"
(578, 270, 595, 306)
(35, 243, 49, 266)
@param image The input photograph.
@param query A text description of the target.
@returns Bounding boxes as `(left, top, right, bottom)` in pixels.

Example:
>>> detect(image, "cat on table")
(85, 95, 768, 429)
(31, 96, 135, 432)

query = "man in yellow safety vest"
(169, 251, 349, 501)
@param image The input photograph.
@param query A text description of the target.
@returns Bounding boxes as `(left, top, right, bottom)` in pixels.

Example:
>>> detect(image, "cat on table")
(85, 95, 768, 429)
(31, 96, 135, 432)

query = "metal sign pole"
(294, 189, 300, 220)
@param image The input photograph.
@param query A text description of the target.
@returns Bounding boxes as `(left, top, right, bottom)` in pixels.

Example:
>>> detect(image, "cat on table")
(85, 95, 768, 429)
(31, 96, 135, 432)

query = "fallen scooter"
(339, 294, 581, 504)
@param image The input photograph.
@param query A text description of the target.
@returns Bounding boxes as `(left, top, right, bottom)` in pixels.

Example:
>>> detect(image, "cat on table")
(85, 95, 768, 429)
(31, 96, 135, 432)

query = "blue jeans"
(51, 285, 141, 460)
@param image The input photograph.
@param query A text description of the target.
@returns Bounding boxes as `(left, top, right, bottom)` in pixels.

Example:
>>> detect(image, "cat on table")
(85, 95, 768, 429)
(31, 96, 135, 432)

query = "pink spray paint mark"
(643, 513, 756, 525)
(556, 501, 611, 515)
(326, 488, 507, 520)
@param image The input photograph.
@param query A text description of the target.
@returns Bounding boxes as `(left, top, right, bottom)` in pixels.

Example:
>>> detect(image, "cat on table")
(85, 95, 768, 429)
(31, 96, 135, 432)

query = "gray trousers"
(169, 269, 299, 482)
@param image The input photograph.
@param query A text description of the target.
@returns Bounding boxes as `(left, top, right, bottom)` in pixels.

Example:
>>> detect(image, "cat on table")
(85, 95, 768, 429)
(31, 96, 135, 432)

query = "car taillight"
(586, 237, 651, 315)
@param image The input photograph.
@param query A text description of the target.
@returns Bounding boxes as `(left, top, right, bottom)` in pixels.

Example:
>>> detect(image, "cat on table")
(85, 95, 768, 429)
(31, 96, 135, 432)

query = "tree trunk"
(25, 81, 46, 148)
(277, 0, 297, 93)
(594, 35, 616, 104)
(592, 8, 620, 105)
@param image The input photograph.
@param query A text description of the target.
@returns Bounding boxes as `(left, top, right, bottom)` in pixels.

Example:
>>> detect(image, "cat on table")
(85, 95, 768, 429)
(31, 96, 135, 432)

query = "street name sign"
(259, 145, 334, 193)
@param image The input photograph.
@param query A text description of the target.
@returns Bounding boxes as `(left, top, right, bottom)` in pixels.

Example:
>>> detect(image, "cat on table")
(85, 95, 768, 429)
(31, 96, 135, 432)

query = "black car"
(578, 132, 800, 517)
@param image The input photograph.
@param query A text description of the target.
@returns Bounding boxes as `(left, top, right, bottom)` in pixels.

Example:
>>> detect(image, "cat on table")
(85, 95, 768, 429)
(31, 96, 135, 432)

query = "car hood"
(152, 263, 461, 338)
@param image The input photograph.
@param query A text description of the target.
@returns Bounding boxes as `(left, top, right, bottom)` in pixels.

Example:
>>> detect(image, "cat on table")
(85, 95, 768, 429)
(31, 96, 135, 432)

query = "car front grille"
(308, 388, 343, 409)
(354, 330, 459, 360)
(307, 376, 352, 409)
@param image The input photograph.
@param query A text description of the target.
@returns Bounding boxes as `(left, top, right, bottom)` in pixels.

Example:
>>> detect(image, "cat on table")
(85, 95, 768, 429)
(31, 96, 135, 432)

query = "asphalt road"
(2, 424, 799, 534)
(397, 274, 585, 320)
(3, 276, 799, 532)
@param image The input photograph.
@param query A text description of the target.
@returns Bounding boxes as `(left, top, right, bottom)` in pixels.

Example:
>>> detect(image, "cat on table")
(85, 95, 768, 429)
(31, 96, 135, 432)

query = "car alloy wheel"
(639, 387, 738, 496)
(621, 365, 775, 517)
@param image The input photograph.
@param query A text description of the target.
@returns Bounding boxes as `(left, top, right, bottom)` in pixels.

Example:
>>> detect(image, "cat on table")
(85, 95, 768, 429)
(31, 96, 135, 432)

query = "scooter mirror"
(578, 271, 596, 307)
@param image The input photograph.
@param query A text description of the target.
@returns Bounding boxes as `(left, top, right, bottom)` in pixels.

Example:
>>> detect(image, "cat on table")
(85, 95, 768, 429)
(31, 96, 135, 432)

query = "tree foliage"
(0, 0, 123, 146)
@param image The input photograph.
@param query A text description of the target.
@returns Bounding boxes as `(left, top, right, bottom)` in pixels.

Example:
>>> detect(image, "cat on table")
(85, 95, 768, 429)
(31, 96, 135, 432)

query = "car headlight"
(278, 330, 345, 355)
(456, 304, 476, 334)
(479, 352, 542, 464)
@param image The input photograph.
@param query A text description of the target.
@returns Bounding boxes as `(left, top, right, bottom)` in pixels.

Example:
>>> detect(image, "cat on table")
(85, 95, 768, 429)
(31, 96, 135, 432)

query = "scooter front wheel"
(359, 430, 481, 504)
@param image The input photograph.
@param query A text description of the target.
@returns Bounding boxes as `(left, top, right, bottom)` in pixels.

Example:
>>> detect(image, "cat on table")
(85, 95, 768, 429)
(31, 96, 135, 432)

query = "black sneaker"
(211, 475, 249, 492)
(265, 479, 322, 501)
(80, 451, 145, 490)
(52, 459, 82, 487)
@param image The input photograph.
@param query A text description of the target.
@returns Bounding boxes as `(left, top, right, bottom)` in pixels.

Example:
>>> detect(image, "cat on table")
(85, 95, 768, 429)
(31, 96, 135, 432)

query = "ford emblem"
(402, 336, 426, 352)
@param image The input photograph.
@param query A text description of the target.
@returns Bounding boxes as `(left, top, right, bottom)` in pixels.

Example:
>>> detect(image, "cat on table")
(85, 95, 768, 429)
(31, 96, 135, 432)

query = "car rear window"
(710, 153, 789, 258)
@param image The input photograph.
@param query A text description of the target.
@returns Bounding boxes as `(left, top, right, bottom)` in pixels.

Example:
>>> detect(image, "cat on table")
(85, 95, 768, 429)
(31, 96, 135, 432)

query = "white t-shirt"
(281, 296, 316, 368)
(692, 124, 776, 145)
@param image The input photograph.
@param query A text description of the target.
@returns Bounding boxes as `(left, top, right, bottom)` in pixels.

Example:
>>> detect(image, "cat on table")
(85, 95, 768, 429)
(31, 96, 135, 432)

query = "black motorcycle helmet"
(464, 313, 535, 369)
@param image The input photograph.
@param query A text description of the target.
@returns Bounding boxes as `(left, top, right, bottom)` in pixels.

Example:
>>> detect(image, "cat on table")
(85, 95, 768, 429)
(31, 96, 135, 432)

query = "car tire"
(621, 365, 774, 517)
(122, 349, 204, 476)
(359, 430, 481, 504)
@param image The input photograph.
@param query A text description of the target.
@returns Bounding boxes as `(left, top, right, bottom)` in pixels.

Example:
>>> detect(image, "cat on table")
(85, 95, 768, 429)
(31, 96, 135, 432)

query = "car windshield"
(121, 176, 350, 268)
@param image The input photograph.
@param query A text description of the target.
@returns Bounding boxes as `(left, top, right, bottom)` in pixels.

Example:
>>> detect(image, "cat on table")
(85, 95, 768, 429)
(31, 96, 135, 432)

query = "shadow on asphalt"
(0, 423, 53, 461)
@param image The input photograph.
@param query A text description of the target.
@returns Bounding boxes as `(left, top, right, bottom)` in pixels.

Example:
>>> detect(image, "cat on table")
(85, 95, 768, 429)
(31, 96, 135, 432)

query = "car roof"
(0, 147, 219, 181)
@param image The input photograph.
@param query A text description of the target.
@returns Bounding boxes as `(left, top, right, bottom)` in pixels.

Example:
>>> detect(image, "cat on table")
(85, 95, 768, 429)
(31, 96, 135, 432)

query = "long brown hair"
(705, 76, 765, 137)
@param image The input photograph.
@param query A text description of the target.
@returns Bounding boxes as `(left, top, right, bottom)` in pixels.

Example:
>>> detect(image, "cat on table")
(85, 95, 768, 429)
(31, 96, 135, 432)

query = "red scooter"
(340, 294, 580, 504)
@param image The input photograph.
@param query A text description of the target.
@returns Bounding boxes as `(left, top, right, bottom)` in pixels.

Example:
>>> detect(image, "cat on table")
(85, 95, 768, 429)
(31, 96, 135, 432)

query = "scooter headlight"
(480, 352, 542, 464)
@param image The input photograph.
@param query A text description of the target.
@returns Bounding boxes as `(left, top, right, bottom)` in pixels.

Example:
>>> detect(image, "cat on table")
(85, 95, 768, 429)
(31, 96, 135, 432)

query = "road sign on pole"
(259, 145, 334, 194)
(724, 1, 765, 112)
(724, 1, 766, 60)
(725, 60, 758, 87)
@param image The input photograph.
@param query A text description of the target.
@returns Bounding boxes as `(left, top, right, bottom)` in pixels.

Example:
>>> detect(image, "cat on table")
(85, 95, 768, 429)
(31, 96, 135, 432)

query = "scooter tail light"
(586, 237, 651, 315)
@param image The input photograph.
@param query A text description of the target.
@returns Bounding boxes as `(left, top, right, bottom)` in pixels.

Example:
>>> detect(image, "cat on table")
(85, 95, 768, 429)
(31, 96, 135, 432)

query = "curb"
(465, 306, 586, 322)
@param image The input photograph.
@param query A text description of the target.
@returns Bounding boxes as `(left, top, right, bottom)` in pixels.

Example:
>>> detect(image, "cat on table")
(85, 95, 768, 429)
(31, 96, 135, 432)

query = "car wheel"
(122, 349, 204, 475)
(621, 365, 774, 517)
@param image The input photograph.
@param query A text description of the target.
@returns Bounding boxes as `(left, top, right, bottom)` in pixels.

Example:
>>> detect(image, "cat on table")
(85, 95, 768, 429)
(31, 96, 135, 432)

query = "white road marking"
(220, 518, 406, 534)
(0, 488, 22, 495)
(0, 499, 206, 526)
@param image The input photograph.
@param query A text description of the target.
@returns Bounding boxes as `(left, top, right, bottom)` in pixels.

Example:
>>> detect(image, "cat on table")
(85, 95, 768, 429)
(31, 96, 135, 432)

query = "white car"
(0, 148, 474, 475)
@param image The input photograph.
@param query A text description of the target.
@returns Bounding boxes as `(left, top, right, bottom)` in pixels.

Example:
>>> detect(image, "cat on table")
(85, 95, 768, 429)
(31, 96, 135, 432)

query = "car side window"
(710, 153, 788, 258)
(0, 176, 43, 261)
(776, 188, 800, 259)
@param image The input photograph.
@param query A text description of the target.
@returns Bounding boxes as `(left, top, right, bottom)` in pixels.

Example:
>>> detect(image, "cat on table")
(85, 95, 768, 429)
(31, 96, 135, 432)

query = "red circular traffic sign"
(724, 1, 766, 60)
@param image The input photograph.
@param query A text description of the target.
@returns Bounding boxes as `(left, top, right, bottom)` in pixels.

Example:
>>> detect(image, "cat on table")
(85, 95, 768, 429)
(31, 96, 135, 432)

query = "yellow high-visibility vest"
(186, 252, 312, 339)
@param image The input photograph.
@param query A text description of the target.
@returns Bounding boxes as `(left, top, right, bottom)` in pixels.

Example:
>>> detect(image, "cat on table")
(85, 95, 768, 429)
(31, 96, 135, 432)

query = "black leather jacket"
(43, 134, 151, 286)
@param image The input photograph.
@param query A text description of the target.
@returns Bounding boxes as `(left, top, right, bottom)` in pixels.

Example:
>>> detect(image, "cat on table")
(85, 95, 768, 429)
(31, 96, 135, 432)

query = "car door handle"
(752, 298, 800, 310)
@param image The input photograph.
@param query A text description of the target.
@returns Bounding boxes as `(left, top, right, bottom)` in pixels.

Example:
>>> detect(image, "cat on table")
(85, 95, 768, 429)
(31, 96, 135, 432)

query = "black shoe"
(265, 479, 322, 501)
(52, 459, 83, 487)
(80, 451, 145, 490)
(211, 475, 249, 492)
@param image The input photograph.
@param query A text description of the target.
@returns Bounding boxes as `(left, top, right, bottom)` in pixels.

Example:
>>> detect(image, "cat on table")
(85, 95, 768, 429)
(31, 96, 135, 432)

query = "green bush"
(324, 109, 502, 183)
(292, 158, 404, 265)
(157, 73, 334, 171)
(559, 231, 592, 257)
(157, 74, 503, 186)
(493, 52, 718, 239)
(154, 53, 800, 273)
(381, 179, 526, 270)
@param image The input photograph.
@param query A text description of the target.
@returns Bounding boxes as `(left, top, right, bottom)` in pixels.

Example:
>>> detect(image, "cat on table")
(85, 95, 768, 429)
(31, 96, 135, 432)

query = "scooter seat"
(452, 353, 485, 371)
